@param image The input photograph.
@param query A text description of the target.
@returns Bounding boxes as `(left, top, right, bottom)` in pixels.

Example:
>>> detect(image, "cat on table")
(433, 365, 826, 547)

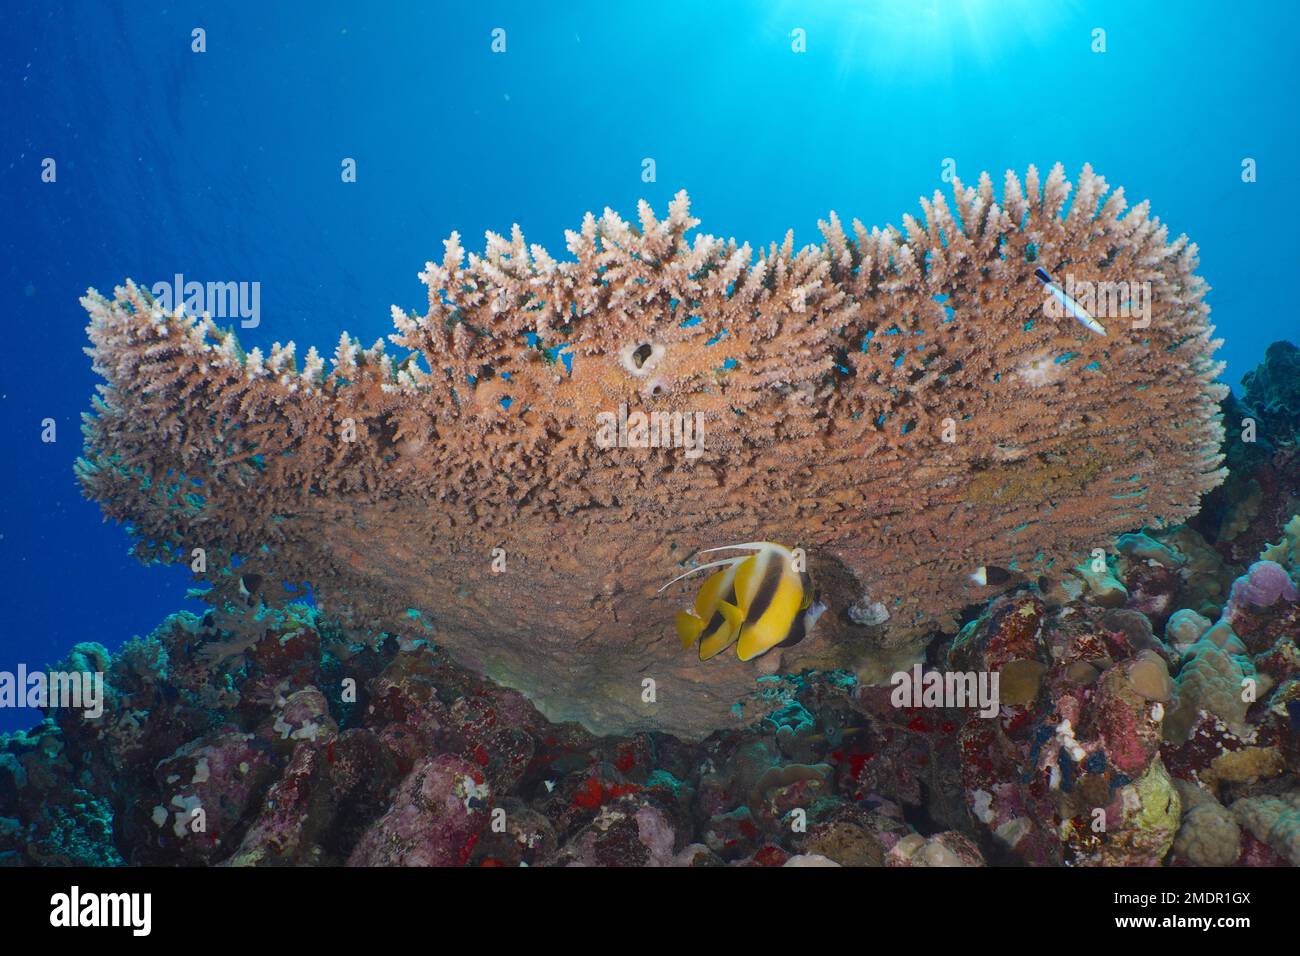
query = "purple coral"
(1223, 560, 1298, 616)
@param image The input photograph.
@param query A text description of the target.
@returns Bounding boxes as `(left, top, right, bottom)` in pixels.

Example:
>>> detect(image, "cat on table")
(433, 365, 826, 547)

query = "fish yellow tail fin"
(676, 611, 705, 649)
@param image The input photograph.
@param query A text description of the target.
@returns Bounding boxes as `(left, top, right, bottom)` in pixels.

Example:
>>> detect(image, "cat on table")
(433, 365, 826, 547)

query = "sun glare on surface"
(770, 0, 1066, 83)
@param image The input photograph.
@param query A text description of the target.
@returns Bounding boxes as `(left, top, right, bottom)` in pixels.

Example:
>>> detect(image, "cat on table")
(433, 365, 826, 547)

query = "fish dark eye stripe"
(700, 609, 726, 639)
(745, 555, 784, 624)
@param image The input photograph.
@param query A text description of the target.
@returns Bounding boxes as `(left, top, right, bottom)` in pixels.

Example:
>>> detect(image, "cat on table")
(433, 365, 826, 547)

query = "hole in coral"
(620, 341, 663, 377)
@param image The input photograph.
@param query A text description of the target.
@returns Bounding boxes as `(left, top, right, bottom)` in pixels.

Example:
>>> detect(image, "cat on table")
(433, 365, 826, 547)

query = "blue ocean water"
(1, 0, 1295, 732)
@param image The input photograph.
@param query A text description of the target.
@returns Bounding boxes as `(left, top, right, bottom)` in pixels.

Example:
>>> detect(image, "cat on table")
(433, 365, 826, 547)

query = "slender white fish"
(1035, 267, 1107, 336)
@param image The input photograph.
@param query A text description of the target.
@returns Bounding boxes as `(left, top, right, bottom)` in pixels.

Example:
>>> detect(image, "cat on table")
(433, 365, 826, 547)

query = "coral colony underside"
(3, 167, 1298, 868)
(75, 164, 1225, 738)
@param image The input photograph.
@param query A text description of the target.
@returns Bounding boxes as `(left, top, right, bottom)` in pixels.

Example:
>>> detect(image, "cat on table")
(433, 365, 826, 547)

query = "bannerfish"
(238, 573, 263, 608)
(968, 564, 1053, 591)
(969, 565, 1013, 587)
(659, 542, 826, 662)
(1034, 267, 1107, 336)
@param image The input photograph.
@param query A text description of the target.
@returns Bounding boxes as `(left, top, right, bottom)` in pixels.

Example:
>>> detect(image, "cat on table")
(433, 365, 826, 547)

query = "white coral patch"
(170, 794, 202, 837)
(1016, 353, 1065, 387)
(1054, 718, 1087, 762)
(460, 775, 489, 812)
(994, 816, 1032, 849)
(291, 720, 321, 741)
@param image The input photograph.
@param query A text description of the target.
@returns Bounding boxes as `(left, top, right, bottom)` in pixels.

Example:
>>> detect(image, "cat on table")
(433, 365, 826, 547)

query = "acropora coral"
(3, 478, 1298, 867)
(1, 338, 1290, 868)
(77, 164, 1227, 737)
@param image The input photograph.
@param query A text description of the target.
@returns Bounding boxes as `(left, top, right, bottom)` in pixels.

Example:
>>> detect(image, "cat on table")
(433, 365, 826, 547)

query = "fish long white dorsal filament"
(696, 542, 770, 555)
(658, 542, 771, 592)
(656, 556, 746, 592)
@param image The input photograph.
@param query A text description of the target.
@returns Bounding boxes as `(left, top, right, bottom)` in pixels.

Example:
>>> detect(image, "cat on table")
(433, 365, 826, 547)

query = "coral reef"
(0, 603, 990, 868)
(1191, 341, 1300, 568)
(1, 487, 1296, 868)
(76, 165, 1226, 737)
(1232, 791, 1300, 865)
(1166, 621, 1255, 741)
(1172, 784, 1240, 866)
(1241, 341, 1300, 447)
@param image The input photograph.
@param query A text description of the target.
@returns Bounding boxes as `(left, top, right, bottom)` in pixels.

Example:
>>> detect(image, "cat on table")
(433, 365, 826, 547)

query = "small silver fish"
(1035, 267, 1107, 336)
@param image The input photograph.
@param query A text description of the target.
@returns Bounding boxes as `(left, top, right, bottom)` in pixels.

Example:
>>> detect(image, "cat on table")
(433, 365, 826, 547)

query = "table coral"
(78, 164, 1226, 738)
(3, 487, 1297, 869)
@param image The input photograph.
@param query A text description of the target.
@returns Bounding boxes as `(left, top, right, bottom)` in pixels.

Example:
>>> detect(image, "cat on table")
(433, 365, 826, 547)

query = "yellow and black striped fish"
(659, 542, 826, 662)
